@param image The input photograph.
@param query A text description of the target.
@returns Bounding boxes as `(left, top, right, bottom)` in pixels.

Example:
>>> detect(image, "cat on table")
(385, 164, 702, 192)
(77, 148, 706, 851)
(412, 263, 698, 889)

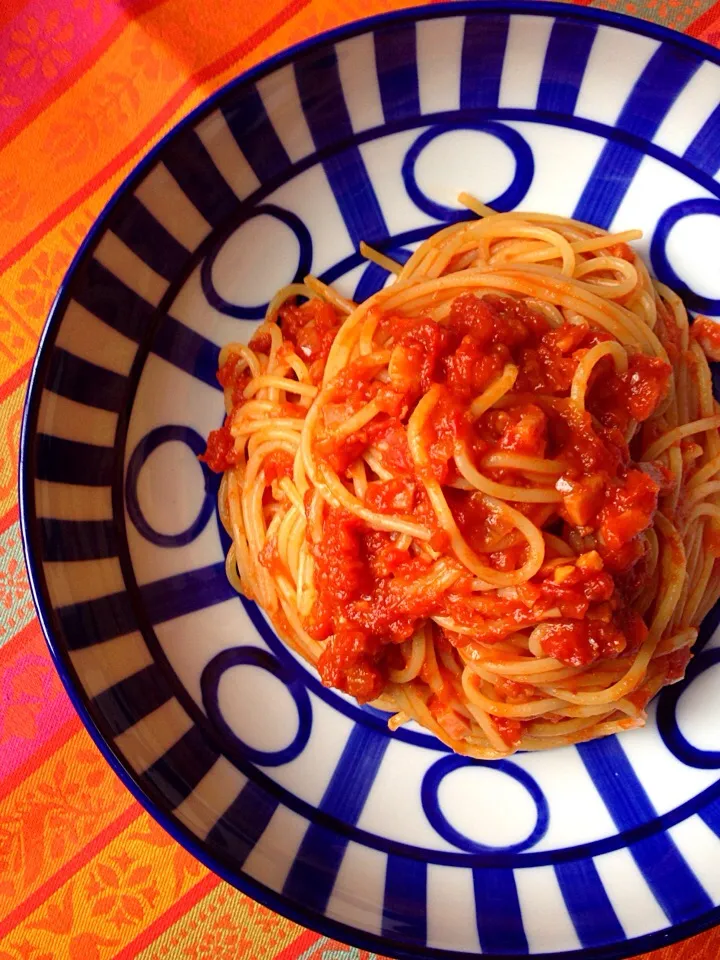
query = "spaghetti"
(203, 198, 720, 758)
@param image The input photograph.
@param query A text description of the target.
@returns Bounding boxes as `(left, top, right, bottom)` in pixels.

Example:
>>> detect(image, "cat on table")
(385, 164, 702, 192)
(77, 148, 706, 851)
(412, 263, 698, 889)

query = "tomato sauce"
(280, 299, 342, 381)
(661, 646, 693, 682)
(206, 290, 679, 707)
(200, 419, 238, 473)
(308, 507, 447, 701)
(692, 315, 720, 362)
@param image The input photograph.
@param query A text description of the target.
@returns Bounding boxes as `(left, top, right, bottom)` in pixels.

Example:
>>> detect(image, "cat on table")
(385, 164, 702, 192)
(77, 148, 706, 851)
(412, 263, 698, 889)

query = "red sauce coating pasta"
(204, 206, 720, 758)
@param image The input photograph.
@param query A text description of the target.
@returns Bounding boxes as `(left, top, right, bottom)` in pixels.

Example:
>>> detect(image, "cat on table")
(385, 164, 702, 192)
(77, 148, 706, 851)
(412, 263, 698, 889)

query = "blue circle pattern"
(402, 122, 535, 222)
(422, 755, 549, 854)
(650, 198, 720, 315)
(201, 646, 313, 767)
(125, 425, 216, 547)
(657, 647, 720, 770)
(201, 204, 314, 320)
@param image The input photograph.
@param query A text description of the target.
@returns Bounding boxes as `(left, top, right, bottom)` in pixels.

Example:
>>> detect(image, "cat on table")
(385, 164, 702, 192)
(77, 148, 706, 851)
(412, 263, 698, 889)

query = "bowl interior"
(22, 5, 720, 958)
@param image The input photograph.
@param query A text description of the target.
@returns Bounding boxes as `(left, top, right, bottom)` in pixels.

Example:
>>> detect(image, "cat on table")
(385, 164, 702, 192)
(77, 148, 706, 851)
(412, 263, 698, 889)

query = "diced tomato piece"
(258, 535, 285, 579)
(280, 298, 342, 376)
(691, 315, 720, 362)
(249, 330, 272, 354)
(428, 696, 471, 740)
(446, 292, 496, 343)
(623, 354, 672, 421)
(318, 629, 385, 703)
(372, 419, 414, 475)
(306, 509, 368, 642)
(200, 423, 238, 473)
(599, 469, 659, 551)
(662, 647, 693, 683)
(493, 716, 524, 749)
(263, 450, 294, 482)
(365, 478, 416, 514)
(396, 318, 450, 393)
(557, 474, 605, 527)
(217, 352, 240, 388)
(217, 353, 251, 406)
(588, 353, 671, 429)
(498, 403, 547, 456)
(424, 391, 468, 483)
(446, 489, 512, 554)
(443, 336, 506, 400)
(539, 618, 626, 667)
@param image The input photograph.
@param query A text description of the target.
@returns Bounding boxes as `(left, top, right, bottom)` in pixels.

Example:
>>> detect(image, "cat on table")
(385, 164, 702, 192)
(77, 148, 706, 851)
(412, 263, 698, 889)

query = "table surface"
(2, 0, 720, 957)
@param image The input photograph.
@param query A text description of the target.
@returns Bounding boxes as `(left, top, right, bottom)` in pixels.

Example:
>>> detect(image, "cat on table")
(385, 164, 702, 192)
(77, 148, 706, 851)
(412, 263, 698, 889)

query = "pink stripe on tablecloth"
(0, 625, 76, 782)
(0, 0, 133, 140)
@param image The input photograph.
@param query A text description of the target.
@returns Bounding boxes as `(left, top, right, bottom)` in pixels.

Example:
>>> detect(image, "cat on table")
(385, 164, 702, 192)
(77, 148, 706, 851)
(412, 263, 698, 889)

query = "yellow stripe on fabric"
(0, 811, 211, 957)
(0, 202, 104, 383)
(133, 882, 307, 960)
(0, 379, 24, 519)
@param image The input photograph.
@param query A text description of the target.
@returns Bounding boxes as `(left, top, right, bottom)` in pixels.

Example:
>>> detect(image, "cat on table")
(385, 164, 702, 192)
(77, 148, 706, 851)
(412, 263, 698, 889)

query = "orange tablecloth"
(2, 0, 720, 957)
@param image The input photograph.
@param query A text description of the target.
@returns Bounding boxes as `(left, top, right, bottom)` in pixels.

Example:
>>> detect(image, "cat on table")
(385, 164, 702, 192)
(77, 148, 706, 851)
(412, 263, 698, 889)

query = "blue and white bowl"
(19, 3, 720, 957)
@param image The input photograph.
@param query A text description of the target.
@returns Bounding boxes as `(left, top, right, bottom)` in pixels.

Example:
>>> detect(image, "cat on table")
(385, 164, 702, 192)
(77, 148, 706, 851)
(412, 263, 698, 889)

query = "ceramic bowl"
(19, 4, 720, 957)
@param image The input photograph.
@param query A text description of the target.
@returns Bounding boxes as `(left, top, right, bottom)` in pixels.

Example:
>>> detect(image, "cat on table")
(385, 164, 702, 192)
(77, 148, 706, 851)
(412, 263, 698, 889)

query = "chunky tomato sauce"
(205, 293, 680, 734)
(692, 315, 720, 362)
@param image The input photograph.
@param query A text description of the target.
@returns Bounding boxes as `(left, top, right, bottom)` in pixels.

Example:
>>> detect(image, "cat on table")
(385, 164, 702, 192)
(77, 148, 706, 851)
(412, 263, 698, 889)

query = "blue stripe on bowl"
(630, 833, 712, 923)
(555, 859, 625, 947)
(473, 867, 529, 954)
(578, 739, 713, 924)
(39, 518, 119, 562)
(161, 129, 243, 229)
(698, 793, 720, 838)
(374, 22, 420, 122)
(574, 44, 702, 227)
(92, 661, 175, 736)
(152, 314, 221, 390)
(294, 47, 353, 148)
(57, 587, 136, 647)
(683, 103, 720, 177)
(46, 347, 128, 413)
(283, 725, 390, 913)
(207, 777, 280, 864)
(72, 259, 157, 341)
(139, 562, 236, 626)
(383, 855, 427, 945)
(36, 435, 115, 486)
(320, 146, 389, 248)
(109, 194, 190, 281)
(137, 723, 222, 810)
(283, 822, 348, 914)
(536, 19, 597, 114)
(354, 261, 394, 303)
(294, 47, 388, 246)
(221, 86, 291, 184)
(460, 14, 509, 110)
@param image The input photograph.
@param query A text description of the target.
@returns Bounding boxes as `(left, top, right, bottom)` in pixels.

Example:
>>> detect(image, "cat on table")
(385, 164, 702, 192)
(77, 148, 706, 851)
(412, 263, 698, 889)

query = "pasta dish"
(202, 195, 720, 758)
